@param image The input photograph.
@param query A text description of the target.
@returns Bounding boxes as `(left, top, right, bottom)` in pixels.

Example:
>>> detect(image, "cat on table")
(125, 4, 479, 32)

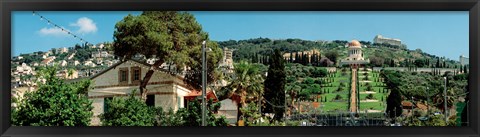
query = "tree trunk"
(236, 102, 243, 125)
(139, 60, 164, 102)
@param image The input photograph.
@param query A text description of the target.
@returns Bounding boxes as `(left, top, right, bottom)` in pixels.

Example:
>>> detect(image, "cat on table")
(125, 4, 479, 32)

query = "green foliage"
(402, 110, 456, 126)
(239, 102, 263, 126)
(218, 60, 264, 121)
(263, 49, 286, 121)
(176, 99, 228, 126)
(100, 92, 156, 126)
(155, 107, 183, 126)
(13, 66, 93, 126)
(304, 77, 315, 84)
(101, 94, 227, 126)
(366, 94, 375, 100)
(113, 11, 220, 100)
(334, 94, 343, 101)
(324, 51, 339, 64)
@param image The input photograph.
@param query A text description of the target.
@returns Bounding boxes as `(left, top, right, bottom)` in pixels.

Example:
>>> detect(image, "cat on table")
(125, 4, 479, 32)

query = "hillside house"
(82, 59, 200, 126)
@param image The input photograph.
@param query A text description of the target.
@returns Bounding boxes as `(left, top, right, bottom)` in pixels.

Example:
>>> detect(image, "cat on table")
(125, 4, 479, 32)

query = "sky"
(12, 11, 468, 60)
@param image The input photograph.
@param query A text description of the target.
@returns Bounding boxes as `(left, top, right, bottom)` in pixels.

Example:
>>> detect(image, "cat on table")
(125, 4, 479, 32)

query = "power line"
(32, 11, 92, 45)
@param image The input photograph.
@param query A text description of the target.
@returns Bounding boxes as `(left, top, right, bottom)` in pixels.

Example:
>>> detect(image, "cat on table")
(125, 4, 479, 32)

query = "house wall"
(218, 99, 238, 124)
(90, 98, 103, 126)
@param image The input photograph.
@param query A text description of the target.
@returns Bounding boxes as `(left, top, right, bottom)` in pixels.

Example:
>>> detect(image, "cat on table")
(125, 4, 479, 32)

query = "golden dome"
(349, 40, 361, 47)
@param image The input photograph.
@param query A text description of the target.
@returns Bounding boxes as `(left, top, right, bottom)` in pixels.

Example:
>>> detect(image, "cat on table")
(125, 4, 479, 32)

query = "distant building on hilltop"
(460, 54, 469, 65)
(219, 47, 234, 73)
(57, 47, 69, 54)
(373, 35, 405, 49)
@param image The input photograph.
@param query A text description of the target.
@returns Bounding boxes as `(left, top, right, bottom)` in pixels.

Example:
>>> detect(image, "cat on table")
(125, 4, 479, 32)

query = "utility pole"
(202, 40, 207, 126)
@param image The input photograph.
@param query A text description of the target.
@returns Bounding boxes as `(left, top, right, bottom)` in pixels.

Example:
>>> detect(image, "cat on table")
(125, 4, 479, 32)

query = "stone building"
(460, 54, 469, 65)
(373, 35, 402, 46)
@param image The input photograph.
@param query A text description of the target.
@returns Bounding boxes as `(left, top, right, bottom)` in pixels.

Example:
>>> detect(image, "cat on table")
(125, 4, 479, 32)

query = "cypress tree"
(263, 49, 286, 121)
(436, 58, 440, 68)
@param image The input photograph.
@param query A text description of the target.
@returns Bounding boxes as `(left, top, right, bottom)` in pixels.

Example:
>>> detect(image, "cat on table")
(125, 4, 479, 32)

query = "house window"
(104, 97, 113, 113)
(146, 94, 155, 107)
(131, 67, 141, 84)
(118, 67, 128, 85)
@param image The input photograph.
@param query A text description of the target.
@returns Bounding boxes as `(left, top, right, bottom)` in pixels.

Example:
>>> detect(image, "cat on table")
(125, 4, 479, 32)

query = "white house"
(57, 47, 69, 54)
(92, 51, 111, 58)
(82, 59, 196, 126)
(98, 44, 105, 49)
(69, 60, 81, 66)
(15, 63, 33, 75)
(84, 60, 97, 67)
(41, 56, 56, 66)
(59, 60, 68, 67)
(67, 53, 75, 60)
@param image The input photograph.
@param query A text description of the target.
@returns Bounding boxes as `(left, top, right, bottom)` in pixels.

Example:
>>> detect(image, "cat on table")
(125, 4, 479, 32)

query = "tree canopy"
(12, 66, 93, 126)
(113, 11, 221, 101)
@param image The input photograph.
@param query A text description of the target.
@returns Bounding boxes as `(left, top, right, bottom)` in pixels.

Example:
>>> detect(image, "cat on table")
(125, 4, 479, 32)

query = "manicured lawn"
(319, 93, 349, 102)
(359, 102, 386, 111)
(359, 86, 387, 93)
(319, 102, 349, 112)
(359, 93, 387, 100)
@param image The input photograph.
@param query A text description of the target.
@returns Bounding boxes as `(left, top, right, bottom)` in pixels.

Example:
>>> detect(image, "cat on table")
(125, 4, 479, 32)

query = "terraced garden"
(317, 68, 352, 112)
(286, 64, 389, 114)
(357, 68, 389, 112)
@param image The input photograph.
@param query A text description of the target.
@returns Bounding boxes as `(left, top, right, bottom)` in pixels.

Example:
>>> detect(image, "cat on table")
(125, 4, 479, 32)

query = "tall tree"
(113, 11, 220, 101)
(381, 70, 403, 119)
(263, 49, 287, 121)
(325, 51, 338, 65)
(436, 58, 440, 68)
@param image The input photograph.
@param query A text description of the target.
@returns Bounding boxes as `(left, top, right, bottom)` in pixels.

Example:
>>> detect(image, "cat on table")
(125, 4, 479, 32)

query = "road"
(350, 68, 358, 113)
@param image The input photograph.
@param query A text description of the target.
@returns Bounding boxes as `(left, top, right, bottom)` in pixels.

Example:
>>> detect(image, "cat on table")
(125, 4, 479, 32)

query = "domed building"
(339, 40, 370, 68)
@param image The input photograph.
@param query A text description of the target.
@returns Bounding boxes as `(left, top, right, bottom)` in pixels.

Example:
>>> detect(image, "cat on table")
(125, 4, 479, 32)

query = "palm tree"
(219, 61, 264, 122)
(286, 85, 301, 109)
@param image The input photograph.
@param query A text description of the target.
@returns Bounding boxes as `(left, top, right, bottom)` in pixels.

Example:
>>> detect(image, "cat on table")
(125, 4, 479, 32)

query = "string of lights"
(32, 11, 91, 45)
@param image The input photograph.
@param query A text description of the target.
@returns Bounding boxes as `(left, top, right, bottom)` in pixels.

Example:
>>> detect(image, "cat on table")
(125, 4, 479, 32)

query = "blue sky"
(12, 11, 468, 60)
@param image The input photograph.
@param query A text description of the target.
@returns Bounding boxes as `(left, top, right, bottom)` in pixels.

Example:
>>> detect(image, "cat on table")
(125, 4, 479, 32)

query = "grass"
(319, 102, 349, 112)
(318, 93, 349, 102)
(359, 86, 387, 93)
(359, 102, 386, 111)
(359, 93, 387, 100)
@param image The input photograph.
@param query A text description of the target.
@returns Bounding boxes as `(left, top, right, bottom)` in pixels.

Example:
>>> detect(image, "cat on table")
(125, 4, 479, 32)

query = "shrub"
(366, 94, 375, 100)
(334, 94, 343, 100)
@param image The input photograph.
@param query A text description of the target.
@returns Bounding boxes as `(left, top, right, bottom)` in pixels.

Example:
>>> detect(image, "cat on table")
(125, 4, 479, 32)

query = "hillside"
(217, 38, 464, 68)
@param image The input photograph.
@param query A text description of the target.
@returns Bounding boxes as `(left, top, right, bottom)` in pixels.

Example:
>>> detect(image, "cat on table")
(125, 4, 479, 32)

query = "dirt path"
(350, 68, 358, 113)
